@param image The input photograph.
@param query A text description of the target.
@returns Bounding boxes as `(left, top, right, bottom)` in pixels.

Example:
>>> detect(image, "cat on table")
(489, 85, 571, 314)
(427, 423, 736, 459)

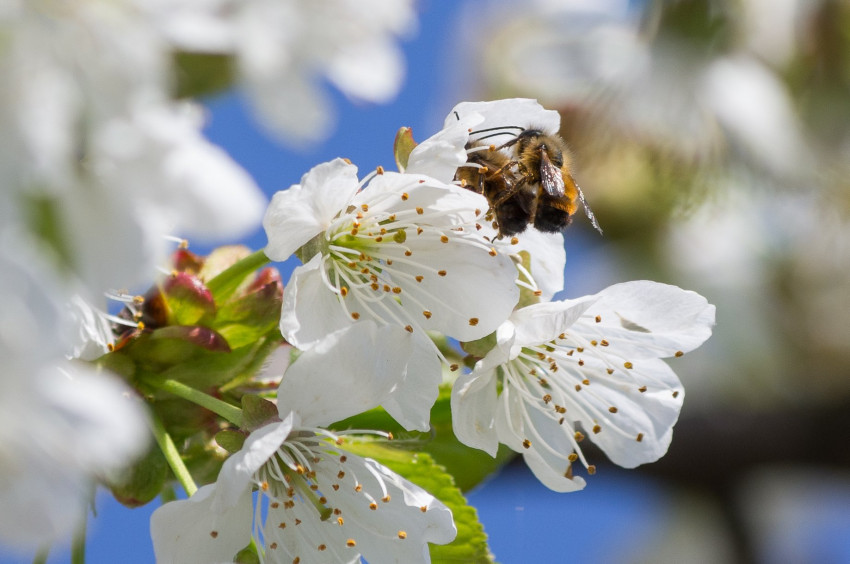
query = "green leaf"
(393, 126, 418, 172)
(331, 385, 514, 493)
(342, 442, 494, 563)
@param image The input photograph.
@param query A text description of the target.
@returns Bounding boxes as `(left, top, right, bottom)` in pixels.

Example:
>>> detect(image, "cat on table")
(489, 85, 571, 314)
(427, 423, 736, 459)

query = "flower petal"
(264, 158, 360, 261)
(447, 98, 561, 144)
(151, 483, 254, 564)
(451, 368, 500, 456)
(509, 298, 596, 348)
(279, 253, 354, 349)
(406, 111, 484, 183)
(379, 333, 441, 432)
(580, 281, 716, 359)
(214, 417, 294, 510)
(278, 321, 413, 427)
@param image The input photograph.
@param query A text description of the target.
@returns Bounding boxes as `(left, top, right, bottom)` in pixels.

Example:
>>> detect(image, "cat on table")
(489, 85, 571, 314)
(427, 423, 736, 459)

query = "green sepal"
(215, 278, 283, 349)
(161, 272, 216, 326)
(215, 429, 247, 454)
(151, 326, 231, 353)
(393, 126, 418, 172)
(106, 444, 169, 508)
(241, 395, 279, 431)
(342, 441, 494, 564)
(205, 248, 271, 305)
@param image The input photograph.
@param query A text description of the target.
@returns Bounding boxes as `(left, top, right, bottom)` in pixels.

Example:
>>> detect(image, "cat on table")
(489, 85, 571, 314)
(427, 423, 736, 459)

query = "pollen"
(398, 531, 408, 540)
(489, 247, 497, 256)
(542, 394, 552, 404)
(534, 290, 543, 296)
(575, 384, 582, 391)
(370, 502, 378, 510)
(405, 250, 413, 256)
(510, 237, 519, 245)
(607, 368, 615, 374)
(423, 310, 432, 319)
(450, 364, 459, 371)
(392, 286, 402, 294)
(354, 483, 362, 492)
(415, 275, 424, 282)
(382, 495, 391, 503)
(440, 235, 449, 243)
(401, 193, 409, 200)
(636, 433, 644, 442)
(438, 270, 447, 276)
(210, 531, 218, 538)
(351, 312, 360, 320)
(405, 325, 413, 333)
(592, 424, 601, 434)
(318, 544, 327, 551)
(337, 517, 344, 526)
(574, 431, 584, 442)
(361, 204, 369, 212)
(416, 207, 424, 214)
(522, 439, 531, 449)
(595, 315, 601, 323)
(347, 539, 356, 548)
(568, 453, 578, 462)
(672, 390, 680, 398)
(675, 350, 684, 357)
(420, 506, 428, 513)
(469, 317, 479, 326)
(587, 465, 597, 475)
(269, 542, 278, 550)
(340, 287, 348, 297)
(608, 406, 618, 413)
(278, 522, 286, 529)
(600, 340, 609, 346)
(376, 166, 384, 175)
(624, 361, 633, 369)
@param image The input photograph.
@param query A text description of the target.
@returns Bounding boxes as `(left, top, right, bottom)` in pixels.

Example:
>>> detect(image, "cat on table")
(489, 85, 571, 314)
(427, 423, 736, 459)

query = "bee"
(456, 141, 535, 237)
(454, 117, 602, 237)
(500, 129, 602, 235)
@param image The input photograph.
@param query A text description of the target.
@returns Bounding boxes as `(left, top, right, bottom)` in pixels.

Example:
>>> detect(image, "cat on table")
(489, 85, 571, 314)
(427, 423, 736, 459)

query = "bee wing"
(539, 149, 565, 198)
(574, 180, 603, 235)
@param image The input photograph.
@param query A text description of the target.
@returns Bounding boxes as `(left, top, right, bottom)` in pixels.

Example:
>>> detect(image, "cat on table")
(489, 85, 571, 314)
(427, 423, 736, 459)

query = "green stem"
(151, 378, 243, 428)
(206, 248, 271, 303)
(70, 514, 86, 564)
(149, 411, 198, 497)
(32, 546, 49, 564)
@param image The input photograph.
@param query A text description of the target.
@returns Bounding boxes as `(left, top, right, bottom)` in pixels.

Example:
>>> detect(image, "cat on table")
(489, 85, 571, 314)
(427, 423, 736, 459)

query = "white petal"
(387, 233, 518, 342)
(379, 333, 441, 432)
(447, 98, 561, 145)
(151, 484, 253, 564)
(214, 418, 293, 510)
(406, 111, 484, 182)
(264, 158, 360, 261)
(326, 38, 404, 102)
(451, 368, 500, 456)
(576, 358, 684, 468)
(509, 298, 596, 348)
(279, 254, 354, 348)
(278, 321, 413, 427)
(522, 448, 587, 493)
(507, 229, 567, 301)
(582, 281, 716, 359)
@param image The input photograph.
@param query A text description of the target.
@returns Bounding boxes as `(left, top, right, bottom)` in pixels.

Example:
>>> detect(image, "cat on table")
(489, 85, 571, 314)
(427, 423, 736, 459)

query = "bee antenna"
(469, 125, 525, 136)
(453, 111, 460, 121)
(473, 130, 520, 143)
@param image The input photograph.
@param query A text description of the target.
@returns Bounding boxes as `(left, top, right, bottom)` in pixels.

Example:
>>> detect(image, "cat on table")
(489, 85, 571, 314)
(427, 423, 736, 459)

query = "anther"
(587, 465, 597, 475)
(675, 351, 684, 357)
(210, 531, 219, 538)
(405, 325, 413, 333)
(624, 361, 633, 369)
(469, 318, 479, 326)
(608, 407, 618, 413)
(398, 531, 408, 540)
(438, 270, 447, 276)
(450, 364, 459, 371)
(592, 424, 601, 434)
(636, 433, 644, 442)
(376, 166, 385, 175)
(351, 312, 360, 320)
(347, 539, 356, 547)
(595, 315, 601, 323)
(522, 439, 531, 449)
(440, 235, 449, 243)
(423, 310, 432, 319)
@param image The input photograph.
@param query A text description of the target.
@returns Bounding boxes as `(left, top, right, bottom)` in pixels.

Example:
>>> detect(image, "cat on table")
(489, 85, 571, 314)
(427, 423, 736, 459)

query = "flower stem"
(206, 248, 271, 303)
(151, 378, 243, 428)
(149, 411, 198, 497)
(70, 514, 86, 564)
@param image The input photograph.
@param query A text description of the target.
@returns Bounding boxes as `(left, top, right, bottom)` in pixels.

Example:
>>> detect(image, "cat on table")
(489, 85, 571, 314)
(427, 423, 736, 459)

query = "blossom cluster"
(0, 3, 714, 561)
(148, 98, 715, 562)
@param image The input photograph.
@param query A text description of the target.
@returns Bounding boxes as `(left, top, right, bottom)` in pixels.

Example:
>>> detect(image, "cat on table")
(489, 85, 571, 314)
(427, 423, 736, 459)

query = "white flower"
(151, 322, 457, 564)
(152, 0, 416, 142)
(0, 2, 267, 295)
(0, 246, 148, 550)
(264, 158, 519, 430)
(451, 281, 715, 492)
